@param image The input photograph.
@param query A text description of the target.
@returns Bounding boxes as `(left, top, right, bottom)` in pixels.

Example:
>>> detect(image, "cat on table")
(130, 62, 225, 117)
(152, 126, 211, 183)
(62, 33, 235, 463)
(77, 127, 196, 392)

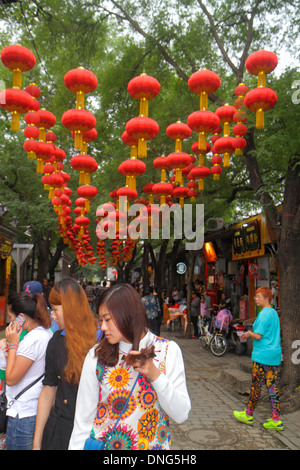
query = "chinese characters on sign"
(233, 220, 261, 255)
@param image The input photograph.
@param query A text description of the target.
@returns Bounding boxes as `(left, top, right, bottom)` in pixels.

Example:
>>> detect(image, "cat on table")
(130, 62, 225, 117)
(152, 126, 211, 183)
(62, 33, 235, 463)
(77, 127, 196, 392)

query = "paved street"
(161, 326, 300, 451)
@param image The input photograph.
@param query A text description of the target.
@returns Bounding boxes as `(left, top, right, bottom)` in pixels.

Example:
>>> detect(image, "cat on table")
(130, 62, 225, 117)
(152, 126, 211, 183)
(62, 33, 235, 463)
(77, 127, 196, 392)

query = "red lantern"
(143, 183, 154, 204)
(215, 104, 237, 136)
(64, 67, 98, 109)
(191, 140, 211, 166)
(187, 110, 220, 151)
(211, 155, 223, 181)
(81, 128, 97, 154)
(77, 185, 98, 211)
(153, 154, 170, 182)
(190, 166, 211, 191)
(118, 159, 146, 190)
(116, 187, 138, 212)
(122, 131, 138, 158)
(152, 182, 173, 206)
(125, 116, 159, 158)
(75, 215, 90, 237)
(173, 186, 189, 207)
(23, 139, 38, 160)
(213, 136, 235, 167)
(1, 45, 36, 88)
(166, 121, 191, 152)
(127, 74, 160, 116)
(48, 172, 65, 199)
(34, 141, 55, 173)
(245, 50, 278, 87)
(188, 69, 221, 109)
(0, 88, 33, 131)
(232, 137, 247, 155)
(36, 109, 56, 141)
(244, 87, 277, 129)
(62, 109, 96, 150)
(70, 154, 98, 185)
(234, 83, 249, 97)
(166, 152, 191, 184)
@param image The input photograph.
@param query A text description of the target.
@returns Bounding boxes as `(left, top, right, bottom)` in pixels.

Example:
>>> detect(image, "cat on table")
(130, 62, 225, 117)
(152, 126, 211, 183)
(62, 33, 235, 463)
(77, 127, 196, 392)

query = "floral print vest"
(90, 336, 171, 450)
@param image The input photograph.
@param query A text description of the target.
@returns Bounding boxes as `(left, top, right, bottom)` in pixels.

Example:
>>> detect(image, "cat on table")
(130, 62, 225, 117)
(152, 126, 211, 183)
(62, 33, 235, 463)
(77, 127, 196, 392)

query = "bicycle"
(198, 313, 228, 356)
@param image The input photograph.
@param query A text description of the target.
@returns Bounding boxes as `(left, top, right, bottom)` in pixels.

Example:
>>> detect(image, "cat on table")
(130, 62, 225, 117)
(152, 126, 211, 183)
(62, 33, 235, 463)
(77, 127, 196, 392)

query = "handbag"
(84, 373, 140, 450)
(0, 374, 44, 434)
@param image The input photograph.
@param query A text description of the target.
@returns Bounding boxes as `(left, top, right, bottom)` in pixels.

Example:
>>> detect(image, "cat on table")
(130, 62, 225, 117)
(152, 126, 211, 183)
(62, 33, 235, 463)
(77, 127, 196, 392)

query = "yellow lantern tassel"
(257, 71, 266, 88)
(74, 130, 83, 150)
(198, 153, 204, 166)
(76, 91, 85, 109)
(161, 169, 166, 182)
(213, 174, 220, 181)
(223, 122, 230, 136)
(85, 199, 90, 212)
(81, 141, 87, 154)
(256, 109, 264, 129)
(140, 98, 148, 117)
(200, 92, 208, 110)
(149, 193, 154, 205)
(36, 159, 43, 173)
(160, 195, 166, 205)
(138, 138, 147, 158)
(11, 111, 20, 131)
(223, 153, 230, 167)
(235, 148, 242, 156)
(190, 197, 196, 203)
(85, 173, 90, 185)
(13, 69, 22, 89)
(179, 197, 184, 208)
(48, 187, 55, 199)
(175, 139, 182, 152)
(198, 132, 207, 151)
(130, 145, 137, 158)
(175, 168, 182, 183)
(198, 179, 204, 191)
(27, 151, 36, 159)
(79, 171, 85, 185)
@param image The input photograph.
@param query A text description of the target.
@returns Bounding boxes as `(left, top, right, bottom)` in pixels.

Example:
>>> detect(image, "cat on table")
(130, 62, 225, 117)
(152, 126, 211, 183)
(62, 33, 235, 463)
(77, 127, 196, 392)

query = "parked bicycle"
(198, 313, 228, 356)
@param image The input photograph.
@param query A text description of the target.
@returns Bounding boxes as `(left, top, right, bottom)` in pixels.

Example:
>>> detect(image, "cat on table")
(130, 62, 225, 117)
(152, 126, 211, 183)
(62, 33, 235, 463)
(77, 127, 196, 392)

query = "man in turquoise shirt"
(233, 287, 283, 431)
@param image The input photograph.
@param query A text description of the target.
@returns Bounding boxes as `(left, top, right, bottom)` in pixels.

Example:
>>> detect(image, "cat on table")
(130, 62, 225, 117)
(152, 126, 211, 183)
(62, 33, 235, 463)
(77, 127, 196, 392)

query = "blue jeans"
(6, 415, 36, 450)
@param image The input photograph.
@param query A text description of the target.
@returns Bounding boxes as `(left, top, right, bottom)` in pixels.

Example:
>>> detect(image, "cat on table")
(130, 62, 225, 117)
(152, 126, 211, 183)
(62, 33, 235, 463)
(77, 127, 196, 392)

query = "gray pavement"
(161, 326, 300, 451)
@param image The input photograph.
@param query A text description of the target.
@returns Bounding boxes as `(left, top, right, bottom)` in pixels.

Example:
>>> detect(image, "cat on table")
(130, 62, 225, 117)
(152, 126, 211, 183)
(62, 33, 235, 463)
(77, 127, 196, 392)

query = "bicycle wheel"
(210, 334, 228, 356)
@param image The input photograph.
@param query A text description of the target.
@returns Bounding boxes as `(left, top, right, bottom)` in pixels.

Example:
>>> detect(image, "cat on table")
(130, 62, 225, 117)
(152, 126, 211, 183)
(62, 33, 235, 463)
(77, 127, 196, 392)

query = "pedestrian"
(141, 286, 161, 336)
(200, 294, 208, 317)
(33, 278, 99, 450)
(191, 290, 200, 338)
(233, 287, 283, 431)
(68, 283, 191, 450)
(4, 292, 52, 450)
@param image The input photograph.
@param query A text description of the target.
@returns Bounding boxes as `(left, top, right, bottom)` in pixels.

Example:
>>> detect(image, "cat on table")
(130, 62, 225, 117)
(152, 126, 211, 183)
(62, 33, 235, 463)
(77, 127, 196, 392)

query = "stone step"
(220, 368, 252, 395)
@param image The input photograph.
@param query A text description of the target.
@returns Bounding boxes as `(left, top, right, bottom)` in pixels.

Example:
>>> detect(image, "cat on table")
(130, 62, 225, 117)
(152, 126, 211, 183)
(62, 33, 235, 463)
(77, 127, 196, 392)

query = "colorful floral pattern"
(93, 336, 172, 450)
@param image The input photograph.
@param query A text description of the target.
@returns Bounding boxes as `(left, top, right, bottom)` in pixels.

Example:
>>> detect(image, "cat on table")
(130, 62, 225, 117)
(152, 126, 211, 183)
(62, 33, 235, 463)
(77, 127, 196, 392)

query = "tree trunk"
(184, 250, 196, 338)
(277, 155, 300, 396)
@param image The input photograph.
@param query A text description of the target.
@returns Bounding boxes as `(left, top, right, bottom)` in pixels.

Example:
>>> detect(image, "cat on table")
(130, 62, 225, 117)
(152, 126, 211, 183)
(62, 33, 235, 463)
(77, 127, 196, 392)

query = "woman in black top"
(33, 278, 98, 450)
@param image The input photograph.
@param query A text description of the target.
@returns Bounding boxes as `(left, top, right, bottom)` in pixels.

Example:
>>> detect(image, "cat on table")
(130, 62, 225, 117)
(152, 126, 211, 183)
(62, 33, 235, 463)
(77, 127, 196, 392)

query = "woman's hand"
(6, 321, 22, 346)
(128, 351, 161, 382)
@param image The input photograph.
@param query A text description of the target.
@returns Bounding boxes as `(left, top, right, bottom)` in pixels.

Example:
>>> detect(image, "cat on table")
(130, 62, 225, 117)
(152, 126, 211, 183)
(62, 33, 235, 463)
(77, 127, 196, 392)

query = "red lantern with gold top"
(211, 154, 223, 180)
(188, 69, 221, 109)
(36, 109, 56, 141)
(143, 183, 154, 204)
(187, 110, 219, 152)
(77, 184, 98, 212)
(191, 140, 211, 166)
(153, 154, 170, 183)
(232, 137, 247, 155)
(1, 45, 36, 88)
(62, 108, 96, 150)
(34, 141, 55, 173)
(71, 154, 98, 185)
(0, 88, 33, 131)
(213, 136, 235, 167)
(122, 131, 138, 158)
(190, 166, 211, 191)
(125, 116, 159, 158)
(118, 158, 146, 190)
(64, 67, 98, 109)
(152, 181, 173, 206)
(166, 152, 191, 184)
(173, 186, 189, 207)
(215, 104, 237, 136)
(245, 50, 278, 87)
(166, 121, 191, 152)
(244, 87, 277, 129)
(127, 74, 160, 116)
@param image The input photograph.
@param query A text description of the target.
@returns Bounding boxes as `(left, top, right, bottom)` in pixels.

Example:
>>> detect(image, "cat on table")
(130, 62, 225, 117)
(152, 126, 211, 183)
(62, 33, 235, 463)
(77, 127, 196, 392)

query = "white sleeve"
(68, 348, 99, 450)
(151, 341, 191, 423)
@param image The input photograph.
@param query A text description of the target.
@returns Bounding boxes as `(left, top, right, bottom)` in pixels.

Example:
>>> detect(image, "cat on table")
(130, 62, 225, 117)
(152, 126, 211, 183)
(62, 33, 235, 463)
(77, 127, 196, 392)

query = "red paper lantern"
(75, 215, 90, 237)
(36, 109, 56, 141)
(61, 109, 96, 150)
(77, 185, 98, 211)
(244, 87, 277, 129)
(0, 88, 33, 131)
(190, 166, 211, 191)
(34, 141, 55, 173)
(1, 45, 36, 88)
(127, 74, 160, 116)
(234, 83, 249, 97)
(215, 104, 237, 136)
(166, 152, 191, 184)
(245, 50, 278, 87)
(70, 154, 98, 185)
(152, 182, 173, 206)
(232, 137, 247, 155)
(188, 69, 221, 109)
(122, 131, 138, 158)
(64, 67, 98, 109)
(143, 183, 155, 204)
(232, 123, 248, 137)
(118, 159, 146, 189)
(166, 121, 191, 152)
(125, 116, 159, 158)
(116, 187, 138, 212)
(211, 164, 223, 181)
(153, 155, 170, 182)
(187, 110, 220, 151)
(191, 140, 211, 166)
(173, 186, 189, 207)
(213, 136, 235, 167)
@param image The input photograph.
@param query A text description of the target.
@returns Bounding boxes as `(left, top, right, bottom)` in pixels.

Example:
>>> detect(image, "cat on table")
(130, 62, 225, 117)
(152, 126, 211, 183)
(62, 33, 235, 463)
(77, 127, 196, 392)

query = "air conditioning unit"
(206, 218, 224, 231)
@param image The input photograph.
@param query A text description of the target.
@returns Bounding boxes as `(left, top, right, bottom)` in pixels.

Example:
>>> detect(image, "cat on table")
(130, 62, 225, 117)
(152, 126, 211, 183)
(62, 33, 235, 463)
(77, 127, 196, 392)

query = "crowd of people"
(0, 275, 284, 450)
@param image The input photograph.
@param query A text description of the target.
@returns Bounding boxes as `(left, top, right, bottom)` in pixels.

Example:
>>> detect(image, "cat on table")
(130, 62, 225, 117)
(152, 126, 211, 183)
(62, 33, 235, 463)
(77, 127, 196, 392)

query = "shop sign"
(232, 219, 263, 260)
(248, 262, 259, 279)
(0, 234, 13, 257)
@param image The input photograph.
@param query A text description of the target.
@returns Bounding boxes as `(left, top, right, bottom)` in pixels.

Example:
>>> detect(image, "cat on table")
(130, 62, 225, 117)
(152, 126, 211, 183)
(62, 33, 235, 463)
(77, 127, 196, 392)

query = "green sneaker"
(263, 419, 284, 431)
(233, 410, 253, 426)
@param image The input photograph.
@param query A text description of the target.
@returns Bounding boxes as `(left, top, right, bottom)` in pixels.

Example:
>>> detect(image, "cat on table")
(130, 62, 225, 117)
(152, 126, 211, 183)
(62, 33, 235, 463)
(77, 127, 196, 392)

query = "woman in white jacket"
(69, 283, 191, 451)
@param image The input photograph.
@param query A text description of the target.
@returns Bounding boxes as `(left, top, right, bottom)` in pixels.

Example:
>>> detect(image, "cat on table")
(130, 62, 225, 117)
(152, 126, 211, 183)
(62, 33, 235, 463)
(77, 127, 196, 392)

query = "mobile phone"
(13, 314, 26, 333)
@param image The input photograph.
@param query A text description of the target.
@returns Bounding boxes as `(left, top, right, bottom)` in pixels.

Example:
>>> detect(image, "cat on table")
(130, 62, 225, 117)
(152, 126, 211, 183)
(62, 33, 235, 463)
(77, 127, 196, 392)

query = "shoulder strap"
(7, 374, 45, 408)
